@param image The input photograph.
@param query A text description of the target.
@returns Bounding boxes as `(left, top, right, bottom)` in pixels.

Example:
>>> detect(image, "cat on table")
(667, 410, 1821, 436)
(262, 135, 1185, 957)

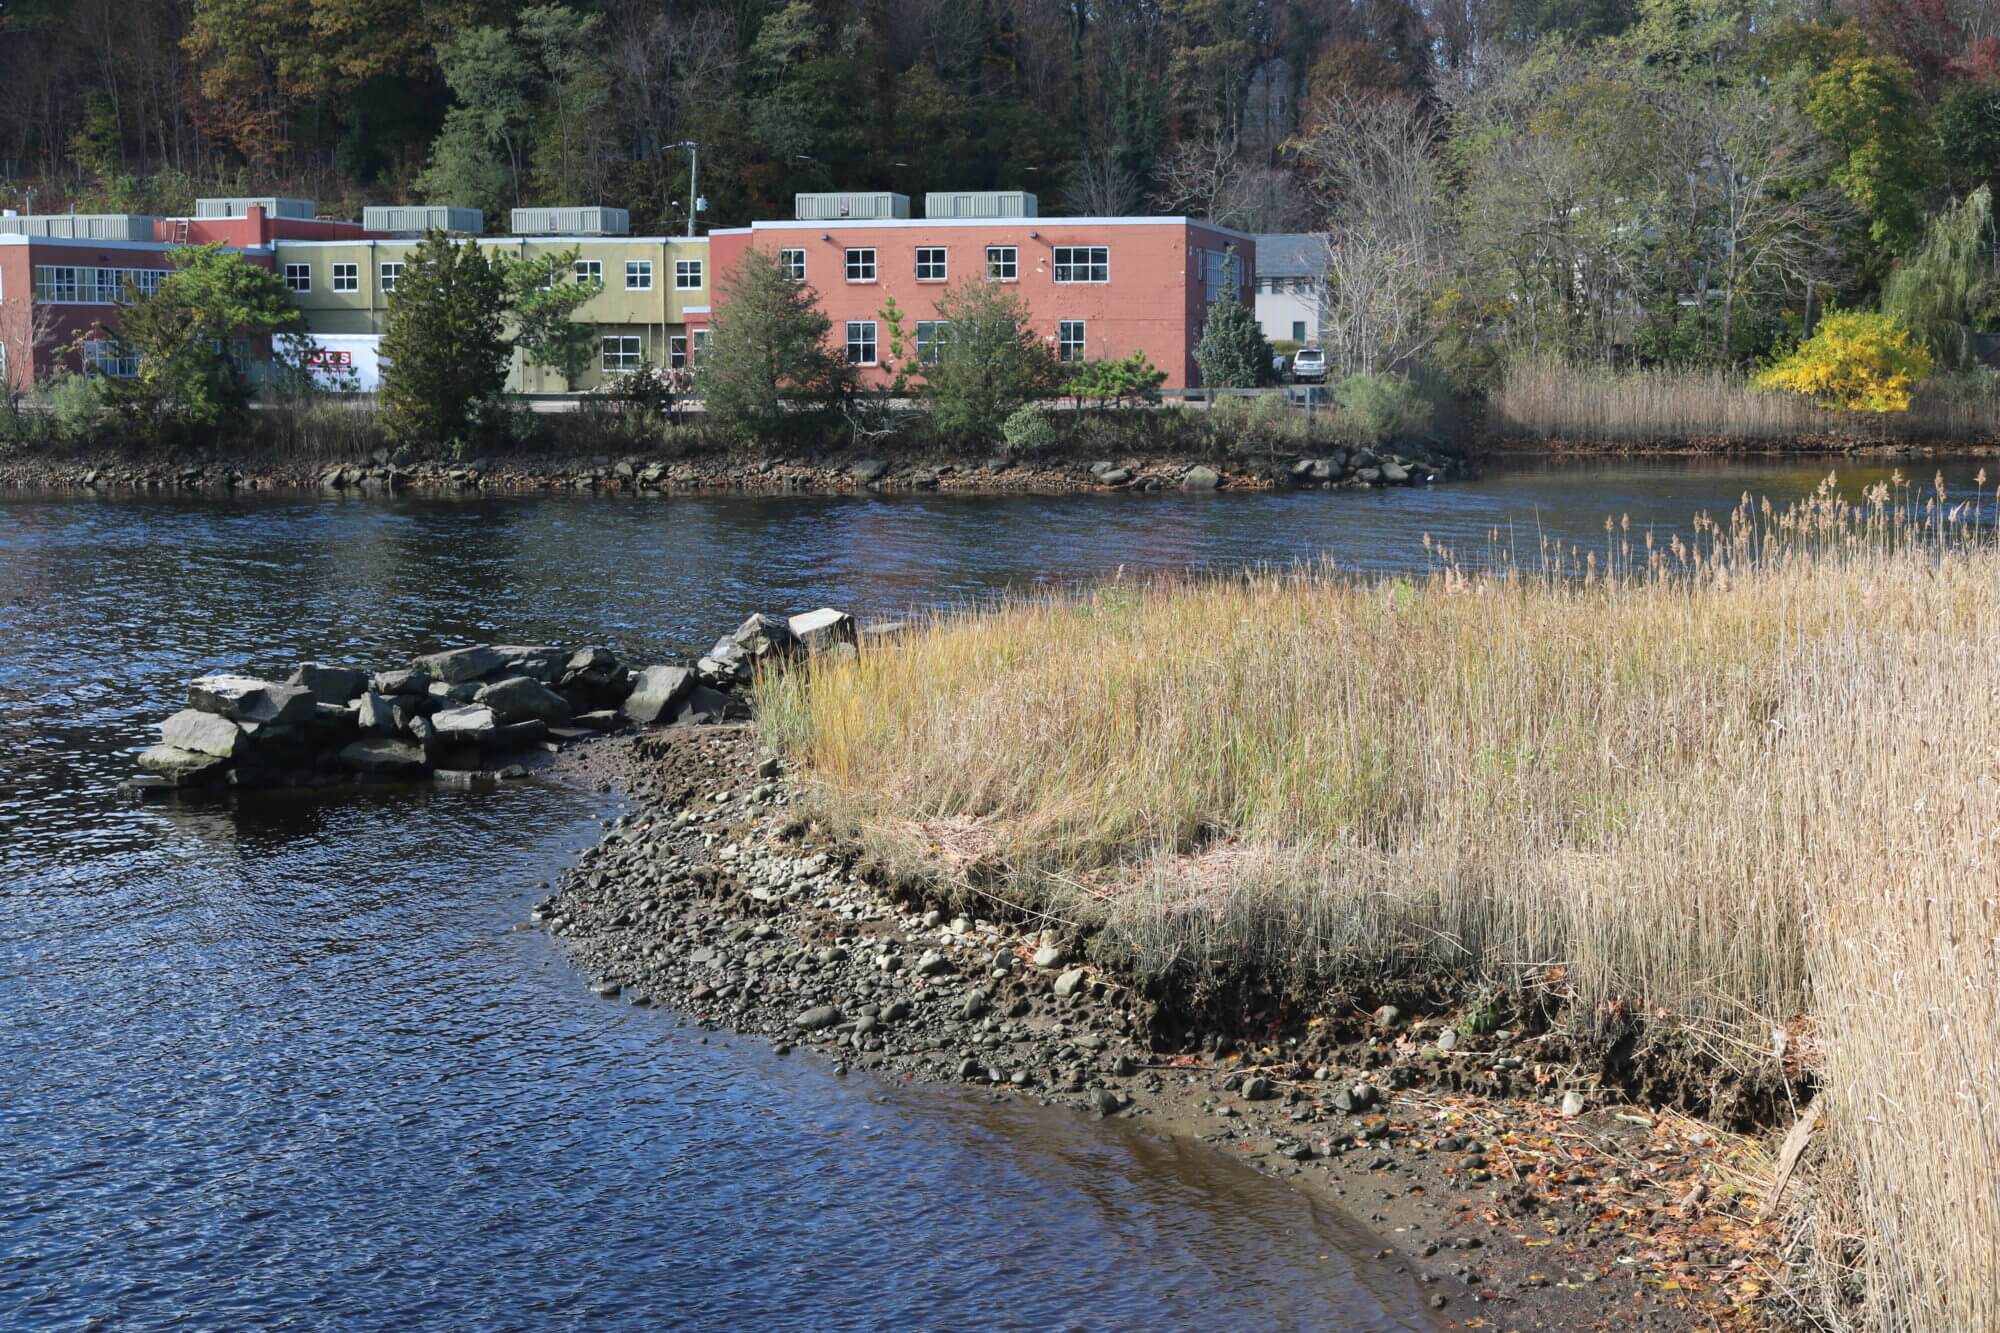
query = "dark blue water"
(4, 455, 1992, 1330)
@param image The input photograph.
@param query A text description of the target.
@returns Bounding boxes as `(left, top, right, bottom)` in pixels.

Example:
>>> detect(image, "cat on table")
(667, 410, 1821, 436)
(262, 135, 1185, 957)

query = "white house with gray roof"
(1253, 233, 1327, 347)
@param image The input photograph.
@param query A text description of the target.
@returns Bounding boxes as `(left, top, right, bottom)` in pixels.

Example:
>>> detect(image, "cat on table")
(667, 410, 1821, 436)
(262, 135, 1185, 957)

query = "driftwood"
(1757, 1101, 1824, 1222)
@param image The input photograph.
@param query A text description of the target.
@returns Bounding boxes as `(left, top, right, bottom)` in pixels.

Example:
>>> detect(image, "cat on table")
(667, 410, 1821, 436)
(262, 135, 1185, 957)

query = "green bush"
(1001, 404, 1057, 454)
(1207, 393, 1301, 450)
(46, 373, 108, 445)
(1336, 373, 1432, 444)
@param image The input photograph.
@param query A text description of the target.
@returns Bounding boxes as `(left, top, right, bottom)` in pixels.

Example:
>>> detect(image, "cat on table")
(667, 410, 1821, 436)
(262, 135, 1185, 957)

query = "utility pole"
(671, 141, 701, 237)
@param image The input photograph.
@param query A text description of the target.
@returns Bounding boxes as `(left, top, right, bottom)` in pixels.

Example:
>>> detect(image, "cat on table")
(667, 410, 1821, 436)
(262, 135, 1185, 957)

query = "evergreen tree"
(697, 247, 854, 444)
(1193, 256, 1274, 388)
(497, 246, 601, 388)
(920, 280, 1059, 443)
(379, 230, 511, 448)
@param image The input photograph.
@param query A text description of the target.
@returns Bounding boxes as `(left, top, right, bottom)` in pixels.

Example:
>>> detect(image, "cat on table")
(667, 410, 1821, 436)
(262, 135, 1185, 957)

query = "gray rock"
(338, 738, 428, 774)
(1053, 967, 1089, 998)
(1089, 460, 1117, 476)
(410, 645, 509, 684)
(489, 644, 566, 683)
(1243, 1076, 1274, 1101)
(187, 674, 317, 725)
(787, 607, 857, 654)
(1380, 461, 1409, 484)
(432, 705, 498, 741)
(1436, 1027, 1459, 1052)
(1180, 465, 1221, 491)
(136, 744, 231, 784)
(669, 684, 735, 726)
(1098, 468, 1132, 485)
(1560, 1090, 1586, 1118)
(1374, 1004, 1401, 1028)
(1033, 944, 1066, 969)
(427, 680, 482, 704)
(850, 458, 889, 483)
(356, 691, 398, 735)
(1091, 1088, 1122, 1116)
(914, 950, 951, 977)
(724, 613, 798, 662)
(621, 666, 695, 724)
(475, 674, 573, 724)
(796, 1005, 844, 1031)
(160, 708, 245, 758)
(432, 768, 497, 790)
(565, 646, 618, 676)
(373, 668, 432, 697)
(289, 662, 368, 703)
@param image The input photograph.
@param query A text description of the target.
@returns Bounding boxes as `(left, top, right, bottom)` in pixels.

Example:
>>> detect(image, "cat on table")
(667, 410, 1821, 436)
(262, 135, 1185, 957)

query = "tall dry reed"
(758, 472, 2000, 1331)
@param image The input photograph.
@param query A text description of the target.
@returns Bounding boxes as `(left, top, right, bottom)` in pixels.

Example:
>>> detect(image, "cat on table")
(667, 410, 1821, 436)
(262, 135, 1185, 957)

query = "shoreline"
(540, 724, 1786, 1331)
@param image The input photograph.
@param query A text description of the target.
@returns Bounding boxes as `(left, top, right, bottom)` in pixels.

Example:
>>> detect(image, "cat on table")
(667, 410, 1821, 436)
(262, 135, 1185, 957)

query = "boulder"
(1379, 461, 1409, 484)
(410, 645, 509, 684)
(725, 613, 798, 662)
(1097, 468, 1132, 486)
(475, 674, 573, 724)
(696, 644, 751, 688)
(288, 662, 369, 703)
(428, 680, 483, 705)
(136, 744, 231, 785)
(355, 691, 399, 735)
(621, 666, 695, 724)
(787, 608, 857, 654)
(670, 683, 737, 726)
(1180, 466, 1221, 491)
(850, 458, 889, 483)
(432, 704, 498, 742)
(490, 645, 565, 683)
(1089, 460, 1118, 477)
(187, 674, 317, 725)
(160, 708, 246, 758)
(338, 738, 429, 775)
(564, 646, 618, 678)
(489, 719, 549, 748)
(373, 668, 433, 697)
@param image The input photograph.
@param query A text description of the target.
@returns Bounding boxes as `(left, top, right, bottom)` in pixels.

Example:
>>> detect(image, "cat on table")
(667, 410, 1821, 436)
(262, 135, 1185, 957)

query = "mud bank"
(542, 725, 1788, 1332)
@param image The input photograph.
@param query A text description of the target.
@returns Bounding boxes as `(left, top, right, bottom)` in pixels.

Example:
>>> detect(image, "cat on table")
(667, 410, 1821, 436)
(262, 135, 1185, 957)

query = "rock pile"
(132, 607, 858, 793)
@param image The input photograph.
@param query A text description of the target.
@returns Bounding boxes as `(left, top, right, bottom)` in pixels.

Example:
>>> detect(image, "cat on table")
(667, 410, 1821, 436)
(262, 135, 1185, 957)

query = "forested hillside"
(9, 0, 2000, 385)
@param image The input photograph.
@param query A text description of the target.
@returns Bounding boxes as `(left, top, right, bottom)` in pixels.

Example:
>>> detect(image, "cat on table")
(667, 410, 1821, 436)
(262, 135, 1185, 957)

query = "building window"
(90, 268, 123, 302)
(915, 247, 947, 281)
(1058, 320, 1086, 363)
(83, 339, 139, 378)
(845, 320, 877, 365)
(626, 261, 653, 290)
(1053, 246, 1109, 284)
(692, 329, 709, 359)
(985, 246, 1017, 281)
(1291, 320, 1306, 342)
(601, 335, 643, 372)
(669, 335, 687, 370)
(331, 262, 359, 293)
(283, 264, 312, 292)
(778, 248, 806, 280)
(380, 263, 402, 293)
(914, 321, 949, 365)
(675, 259, 703, 290)
(845, 248, 876, 282)
(33, 266, 79, 302)
(576, 259, 603, 285)
(132, 269, 167, 298)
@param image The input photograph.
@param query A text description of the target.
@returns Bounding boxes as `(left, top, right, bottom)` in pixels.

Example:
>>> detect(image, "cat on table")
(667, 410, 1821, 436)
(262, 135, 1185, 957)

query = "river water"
(3, 454, 1992, 1331)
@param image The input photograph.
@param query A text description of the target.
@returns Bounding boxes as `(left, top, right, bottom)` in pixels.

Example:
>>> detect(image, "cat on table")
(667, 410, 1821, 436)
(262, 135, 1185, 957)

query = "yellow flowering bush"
(1753, 310, 1933, 412)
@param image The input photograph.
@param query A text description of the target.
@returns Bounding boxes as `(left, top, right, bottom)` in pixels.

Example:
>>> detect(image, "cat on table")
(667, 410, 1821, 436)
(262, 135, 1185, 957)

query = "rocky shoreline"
(541, 723, 1789, 1332)
(2, 440, 1469, 498)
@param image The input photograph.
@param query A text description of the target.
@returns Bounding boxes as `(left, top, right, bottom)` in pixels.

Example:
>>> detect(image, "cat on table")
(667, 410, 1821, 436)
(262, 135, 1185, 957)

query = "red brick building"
(705, 208, 1256, 390)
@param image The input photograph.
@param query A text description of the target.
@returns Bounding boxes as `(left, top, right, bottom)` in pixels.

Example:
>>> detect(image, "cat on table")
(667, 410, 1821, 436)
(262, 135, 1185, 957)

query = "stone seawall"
(130, 608, 860, 794)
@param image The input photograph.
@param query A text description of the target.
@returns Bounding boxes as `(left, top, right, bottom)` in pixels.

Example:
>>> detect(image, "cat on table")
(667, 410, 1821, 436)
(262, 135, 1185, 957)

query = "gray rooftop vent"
(362, 205, 483, 235)
(794, 192, 911, 221)
(509, 206, 630, 236)
(925, 191, 1038, 219)
(196, 197, 316, 220)
(0, 213, 157, 241)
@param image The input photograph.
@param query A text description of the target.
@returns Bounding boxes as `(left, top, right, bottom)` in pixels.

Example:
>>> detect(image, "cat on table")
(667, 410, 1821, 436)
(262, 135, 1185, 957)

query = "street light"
(669, 141, 701, 237)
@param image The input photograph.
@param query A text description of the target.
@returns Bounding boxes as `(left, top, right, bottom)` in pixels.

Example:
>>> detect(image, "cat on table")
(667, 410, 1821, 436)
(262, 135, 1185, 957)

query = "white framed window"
(778, 248, 806, 280)
(379, 262, 402, 293)
(1058, 319, 1086, 363)
(601, 335, 643, 372)
(83, 339, 139, 378)
(1052, 245, 1109, 283)
(34, 265, 169, 303)
(284, 263, 312, 292)
(692, 329, 709, 358)
(915, 247, 947, 281)
(132, 269, 168, 298)
(34, 266, 79, 302)
(0, 343, 9, 385)
(844, 248, 876, 282)
(915, 320, 949, 365)
(625, 260, 653, 290)
(985, 246, 1017, 281)
(669, 335, 687, 369)
(674, 259, 703, 289)
(331, 262, 359, 293)
(845, 319, 877, 365)
(575, 259, 603, 285)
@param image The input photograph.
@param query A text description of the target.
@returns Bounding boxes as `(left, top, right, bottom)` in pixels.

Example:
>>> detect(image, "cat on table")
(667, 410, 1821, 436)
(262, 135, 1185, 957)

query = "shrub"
(922, 281, 1060, 444)
(1001, 404, 1057, 454)
(1336, 373, 1432, 443)
(46, 372, 108, 445)
(1753, 308, 1933, 412)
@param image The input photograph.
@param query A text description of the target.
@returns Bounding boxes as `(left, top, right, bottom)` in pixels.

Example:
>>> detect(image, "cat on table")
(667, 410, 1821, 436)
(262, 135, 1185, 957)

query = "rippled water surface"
(5, 455, 1992, 1330)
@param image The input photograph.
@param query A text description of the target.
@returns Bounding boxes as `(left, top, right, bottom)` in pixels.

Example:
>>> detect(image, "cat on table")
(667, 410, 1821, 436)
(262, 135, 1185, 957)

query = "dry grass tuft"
(759, 471, 2000, 1331)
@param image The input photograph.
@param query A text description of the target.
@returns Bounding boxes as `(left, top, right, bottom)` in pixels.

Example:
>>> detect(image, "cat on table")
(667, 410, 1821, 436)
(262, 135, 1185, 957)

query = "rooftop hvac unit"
(361, 205, 483, 235)
(195, 197, 316, 219)
(509, 206, 631, 235)
(0, 213, 157, 241)
(793, 192, 911, 221)
(924, 191, 1039, 219)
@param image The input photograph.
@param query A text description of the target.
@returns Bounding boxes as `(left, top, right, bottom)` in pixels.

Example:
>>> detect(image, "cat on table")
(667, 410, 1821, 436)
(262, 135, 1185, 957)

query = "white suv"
(1290, 347, 1327, 383)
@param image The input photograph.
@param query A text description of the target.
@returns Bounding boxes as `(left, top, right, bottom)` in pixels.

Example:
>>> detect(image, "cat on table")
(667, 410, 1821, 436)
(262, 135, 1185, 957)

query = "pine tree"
(379, 231, 511, 448)
(1193, 254, 1274, 388)
(697, 247, 854, 443)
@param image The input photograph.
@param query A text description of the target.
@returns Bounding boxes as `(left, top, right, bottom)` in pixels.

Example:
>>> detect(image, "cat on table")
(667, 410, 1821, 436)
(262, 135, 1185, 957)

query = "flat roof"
(711, 215, 1257, 242)
(268, 235, 704, 248)
(0, 234, 273, 254)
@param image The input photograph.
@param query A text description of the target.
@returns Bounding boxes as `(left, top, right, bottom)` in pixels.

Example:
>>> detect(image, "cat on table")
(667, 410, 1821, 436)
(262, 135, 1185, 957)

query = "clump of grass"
(758, 471, 2000, 1331)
